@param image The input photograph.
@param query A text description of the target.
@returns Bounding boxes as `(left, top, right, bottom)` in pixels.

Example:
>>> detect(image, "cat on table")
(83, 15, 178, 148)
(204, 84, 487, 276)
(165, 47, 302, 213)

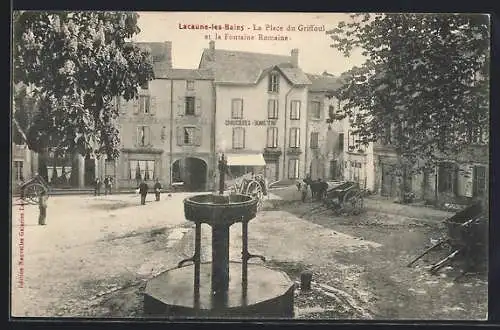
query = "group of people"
(138, 178, 165, 205)
(94, 176, 114, 196)
(297, 176, 329, 202)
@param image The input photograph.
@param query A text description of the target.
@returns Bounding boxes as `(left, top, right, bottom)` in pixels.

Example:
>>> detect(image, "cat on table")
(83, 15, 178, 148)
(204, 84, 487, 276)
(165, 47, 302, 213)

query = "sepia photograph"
(10, 11, 489, 320)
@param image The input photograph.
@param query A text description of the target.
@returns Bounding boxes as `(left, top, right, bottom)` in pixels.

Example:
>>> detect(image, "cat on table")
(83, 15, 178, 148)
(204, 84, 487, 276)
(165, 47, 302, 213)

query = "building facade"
(373, 132, 488, 205)
(305, 73, 375, 191)
(109, 42, 216, 191)
(199, 41, 311, 184)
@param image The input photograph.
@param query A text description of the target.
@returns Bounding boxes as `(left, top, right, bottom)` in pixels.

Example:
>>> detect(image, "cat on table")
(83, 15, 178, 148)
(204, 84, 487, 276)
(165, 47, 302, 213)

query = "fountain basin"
(144, 262, 295, 318)
(184, 194, 258, 226)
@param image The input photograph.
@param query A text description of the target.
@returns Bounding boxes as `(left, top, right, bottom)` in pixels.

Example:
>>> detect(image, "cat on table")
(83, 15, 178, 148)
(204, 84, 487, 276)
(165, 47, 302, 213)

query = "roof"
(134, 42, 173, 78)
(162, 68, 214, 80)
(306, 73, 343, 93)
(258, 64, 311, 86)
(199, 48, 309, 85)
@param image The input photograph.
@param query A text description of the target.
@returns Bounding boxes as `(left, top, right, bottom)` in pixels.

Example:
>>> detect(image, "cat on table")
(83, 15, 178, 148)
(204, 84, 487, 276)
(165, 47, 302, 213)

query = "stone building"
(373, 128, 488, 205)
(305, 72, 375, 191)
(198, 41, 311, 184)
(111, 42, 216, 191)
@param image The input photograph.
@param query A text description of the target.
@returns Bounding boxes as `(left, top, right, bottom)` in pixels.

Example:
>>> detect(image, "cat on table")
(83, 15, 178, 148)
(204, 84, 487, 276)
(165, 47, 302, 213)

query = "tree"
(327, 13, 489, 201)
(13, 11, 155, 181)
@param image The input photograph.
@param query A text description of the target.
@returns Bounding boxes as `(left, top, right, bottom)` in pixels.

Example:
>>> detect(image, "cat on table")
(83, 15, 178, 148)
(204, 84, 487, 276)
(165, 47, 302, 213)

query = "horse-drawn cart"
(322, 181, 365, 215)
(18, 174, 50, 204)
(227, 173, 268, 211)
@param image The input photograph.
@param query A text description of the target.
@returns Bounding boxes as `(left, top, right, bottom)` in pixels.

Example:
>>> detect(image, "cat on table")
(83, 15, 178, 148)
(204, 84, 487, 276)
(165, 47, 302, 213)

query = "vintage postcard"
(10, 11, 489, 320)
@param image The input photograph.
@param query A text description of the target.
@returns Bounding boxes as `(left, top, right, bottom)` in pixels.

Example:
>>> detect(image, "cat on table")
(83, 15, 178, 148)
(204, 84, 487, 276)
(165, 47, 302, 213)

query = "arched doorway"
(171, 157, 208, 192)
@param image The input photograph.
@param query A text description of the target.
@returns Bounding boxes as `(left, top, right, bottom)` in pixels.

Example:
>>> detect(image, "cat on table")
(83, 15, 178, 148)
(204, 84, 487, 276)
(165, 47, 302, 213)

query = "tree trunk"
(70, 150, 79, 187)
(38, 148, 49, 182)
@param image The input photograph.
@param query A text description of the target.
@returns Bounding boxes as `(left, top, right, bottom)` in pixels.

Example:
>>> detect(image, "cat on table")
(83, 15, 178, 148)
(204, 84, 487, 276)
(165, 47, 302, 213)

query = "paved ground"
(10, 188, 488, 319)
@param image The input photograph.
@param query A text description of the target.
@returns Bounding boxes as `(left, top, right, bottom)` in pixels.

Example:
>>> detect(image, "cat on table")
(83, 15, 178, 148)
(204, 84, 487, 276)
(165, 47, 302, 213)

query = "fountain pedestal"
(143, 193, 295, 318)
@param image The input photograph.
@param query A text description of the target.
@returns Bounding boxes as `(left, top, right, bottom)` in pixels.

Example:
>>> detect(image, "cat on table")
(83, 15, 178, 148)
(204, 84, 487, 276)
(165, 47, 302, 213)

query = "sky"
(133, 12, 367, 76)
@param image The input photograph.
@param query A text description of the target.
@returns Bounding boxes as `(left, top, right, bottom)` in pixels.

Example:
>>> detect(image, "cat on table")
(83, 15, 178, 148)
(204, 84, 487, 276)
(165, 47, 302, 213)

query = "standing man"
(94, 177, 101, 196)
(38, 190, 48, 225)
(300, 179, 309, 202)
(139, 180, 149, 205)
(154, 179, 162, 201)
(103, 177, 109, 195)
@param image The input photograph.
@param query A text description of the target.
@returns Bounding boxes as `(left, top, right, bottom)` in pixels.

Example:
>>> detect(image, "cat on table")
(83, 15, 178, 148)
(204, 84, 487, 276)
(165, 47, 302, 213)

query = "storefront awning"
(226, 153, 266, 166)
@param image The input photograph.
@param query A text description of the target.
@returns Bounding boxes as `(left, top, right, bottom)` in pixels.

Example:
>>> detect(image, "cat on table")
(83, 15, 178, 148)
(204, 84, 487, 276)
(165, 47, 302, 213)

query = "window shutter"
(297, 101, 301, 119)
(150, 96, 156, 115)
(242, 128, 246, 148)
(146, 126, 151, 145)
(133, 98, 139, 114)
(274, 128, 278, 147)
(177, 97, 184, 116)
(195, 97, 202, 116)
(194, 127, 202, 146)
(176, 126, 183, 146)
(135, 127, 140, 145)
(267, 100, 273, 118)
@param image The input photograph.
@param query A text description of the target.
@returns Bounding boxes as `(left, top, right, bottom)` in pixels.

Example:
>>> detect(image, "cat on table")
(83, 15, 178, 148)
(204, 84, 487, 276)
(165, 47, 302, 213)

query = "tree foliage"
(328, 13, 490, 172)
(13, 11, 155, 159)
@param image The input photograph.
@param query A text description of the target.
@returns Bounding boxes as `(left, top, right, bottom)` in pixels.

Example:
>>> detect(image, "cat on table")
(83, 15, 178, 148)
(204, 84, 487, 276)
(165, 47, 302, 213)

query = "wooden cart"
(19, 174, 49, 205)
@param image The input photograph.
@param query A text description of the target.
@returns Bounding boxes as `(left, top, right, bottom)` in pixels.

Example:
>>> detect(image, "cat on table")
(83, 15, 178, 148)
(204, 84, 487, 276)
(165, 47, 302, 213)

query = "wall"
(116, 77, 215, 189)
(215, 72, 308, 181)
(305, 92, 344, 181)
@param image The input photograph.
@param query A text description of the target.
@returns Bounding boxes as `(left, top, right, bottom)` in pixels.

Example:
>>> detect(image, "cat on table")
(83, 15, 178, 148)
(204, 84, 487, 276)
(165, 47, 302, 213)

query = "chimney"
(291, 48, 299, 67)
(209, 40, 215, 56)
(163, 41, 173, 68)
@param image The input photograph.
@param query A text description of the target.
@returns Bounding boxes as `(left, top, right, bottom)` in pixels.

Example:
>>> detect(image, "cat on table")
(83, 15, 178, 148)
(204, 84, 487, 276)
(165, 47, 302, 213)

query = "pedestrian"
(94, 177, 101, 196)
(139, 180, 149, 205)
(103, 177, 109, 195)
(38, 190, 48, 225)
(300, 179, 309, 202)
(108, 177, 113, 195)
(154, 178, 162, 201)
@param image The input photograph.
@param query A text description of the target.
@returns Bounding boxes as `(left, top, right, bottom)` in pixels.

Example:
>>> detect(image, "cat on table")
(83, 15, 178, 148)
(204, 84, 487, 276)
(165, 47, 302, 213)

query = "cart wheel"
(342, 190, 356, 215)
(246, 180, 264, 210)
(25, 183, 46, 204)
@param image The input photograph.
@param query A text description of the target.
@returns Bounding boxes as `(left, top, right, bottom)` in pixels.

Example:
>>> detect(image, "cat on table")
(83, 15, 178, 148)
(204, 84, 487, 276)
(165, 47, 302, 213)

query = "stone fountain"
(144, 154, 295, 318)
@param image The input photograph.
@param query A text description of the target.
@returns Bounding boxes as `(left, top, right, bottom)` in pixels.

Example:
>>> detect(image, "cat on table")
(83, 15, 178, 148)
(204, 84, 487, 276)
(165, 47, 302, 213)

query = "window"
(231, 99, 243, 119)
(267, 127, 278, 148)
(137, 126, 151, 146)
(185, 96, 195, 116)
(310, 101, 321, 119)
(338, 133, 344, 151)
(268, 99, 279, 119)
(129, 160, 155, 181)
(268, 72, 280, 93)
(289, 127, 300, 148)
(176, 126, 201, 146)
(233, 127, 245, 149)
(186, 80, 195, 90)
(290, 100, 301, 120)
(14, 161, 24, 181)
(438, 162, 456, 193)
(139, 95, 150, 114)
(288, 159, 300, 179)
(328, 105, 335, 119)
(473, 166, 487, 197)
(184, 127, 196, 145)
(310, 132, 319, 149)
(347, 130, 357, 151)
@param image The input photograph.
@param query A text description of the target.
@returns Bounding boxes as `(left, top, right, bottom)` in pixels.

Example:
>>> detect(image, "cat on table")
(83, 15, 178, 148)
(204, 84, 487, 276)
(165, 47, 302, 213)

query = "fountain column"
(212, 153, 230, 309)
